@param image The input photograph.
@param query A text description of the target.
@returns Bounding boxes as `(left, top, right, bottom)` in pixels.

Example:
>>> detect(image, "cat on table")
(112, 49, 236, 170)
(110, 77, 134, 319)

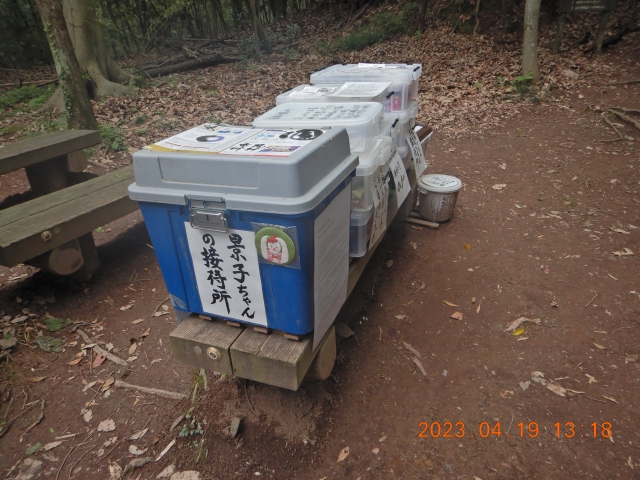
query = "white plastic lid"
(356, 136, 391, 176)
(331, 82, 392, 98)
(252, 102, 383, 128)
(277, 84, 342, 104)
(417, 174, 462, 193)
(311, 64, 422, 84)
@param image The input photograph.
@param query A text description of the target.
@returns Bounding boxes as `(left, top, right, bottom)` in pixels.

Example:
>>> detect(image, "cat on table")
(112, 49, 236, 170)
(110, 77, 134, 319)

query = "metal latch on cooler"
(189, 200, 227, 232)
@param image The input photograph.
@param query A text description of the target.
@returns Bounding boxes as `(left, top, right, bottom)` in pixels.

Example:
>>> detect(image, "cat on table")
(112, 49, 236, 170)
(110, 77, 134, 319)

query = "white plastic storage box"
(382, 100, 419, 151)
(350, 205, 374, 257)
(276, 82, 392, 106)
(310, 64, 422, 112)
(252, 102, 383, 154)
(128, 124, 358, 335)
(351, 136, 392, 211)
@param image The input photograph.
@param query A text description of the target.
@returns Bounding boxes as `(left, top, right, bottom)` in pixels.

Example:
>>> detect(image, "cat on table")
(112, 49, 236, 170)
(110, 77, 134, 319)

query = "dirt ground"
(2, 41, 640, 480)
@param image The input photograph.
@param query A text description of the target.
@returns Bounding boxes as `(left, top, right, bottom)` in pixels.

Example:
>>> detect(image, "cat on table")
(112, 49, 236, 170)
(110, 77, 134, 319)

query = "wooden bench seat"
(0, 165, 138, 268)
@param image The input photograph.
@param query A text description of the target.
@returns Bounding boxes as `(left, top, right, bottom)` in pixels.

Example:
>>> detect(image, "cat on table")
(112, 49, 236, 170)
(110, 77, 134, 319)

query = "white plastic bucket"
(417, 174, 462, 222)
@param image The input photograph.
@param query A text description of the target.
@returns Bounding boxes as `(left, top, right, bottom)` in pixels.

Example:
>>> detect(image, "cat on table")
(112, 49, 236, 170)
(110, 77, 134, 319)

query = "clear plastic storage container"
(351, 137, 391, 210)
(252, 102, 383, 154)
(276, 82, 392, 105)
(310, 64, 422, 112)
(382, 100, 419, 151)
(349, 204, 374, 257)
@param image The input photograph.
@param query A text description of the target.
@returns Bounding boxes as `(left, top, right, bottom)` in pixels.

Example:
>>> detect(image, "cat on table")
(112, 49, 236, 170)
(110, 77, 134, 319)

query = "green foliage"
(36, 336, 63, 353)
(100, 124, 127, 152)
(497, 73, 534, 96)
(336, 11, 408, 51)
(314, 41, 334, 55)
(0, 0, 49, 67)
(0, 85, 55, 111)
(24, 442, 42, 456)
(133, 114, 148, 125)
(179, 414, 203, 437)
(192, 439, 208, 463)
(401, 2, 421, 25)
(44, 318, 71, 332)
(282, 48, 300, 62)
(286, 23, 300, 39)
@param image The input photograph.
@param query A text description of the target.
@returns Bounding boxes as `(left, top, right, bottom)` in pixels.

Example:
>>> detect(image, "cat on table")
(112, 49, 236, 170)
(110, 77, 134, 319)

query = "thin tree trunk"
(522, 0, 541, 81)
(418, 0, 428, 33)
(33, 0, 98, 130)
(594, 10, 612, 53)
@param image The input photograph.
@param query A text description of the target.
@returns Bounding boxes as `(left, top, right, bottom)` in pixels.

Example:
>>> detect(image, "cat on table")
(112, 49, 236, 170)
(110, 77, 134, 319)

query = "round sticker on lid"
(417, 174, 462, 194)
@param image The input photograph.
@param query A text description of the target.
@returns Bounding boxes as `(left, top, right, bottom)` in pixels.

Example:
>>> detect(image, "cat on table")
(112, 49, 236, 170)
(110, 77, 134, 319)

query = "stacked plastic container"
(310, 64, 422, 169)
(276, 82, 392, 106)
(252, 102, 383, 155)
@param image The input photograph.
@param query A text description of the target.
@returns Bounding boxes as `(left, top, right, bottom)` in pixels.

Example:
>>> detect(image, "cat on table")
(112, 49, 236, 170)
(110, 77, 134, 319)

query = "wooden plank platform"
(170, 317, 243, 375)
(168, 162, 421, 390)
(0, 166, 138, 266)
(0, 130, 101, 175)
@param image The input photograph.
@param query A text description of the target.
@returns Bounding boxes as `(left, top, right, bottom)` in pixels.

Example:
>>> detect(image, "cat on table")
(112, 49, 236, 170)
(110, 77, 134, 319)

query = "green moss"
(336, 11, 408, 51)
(0, 84, 55, 111)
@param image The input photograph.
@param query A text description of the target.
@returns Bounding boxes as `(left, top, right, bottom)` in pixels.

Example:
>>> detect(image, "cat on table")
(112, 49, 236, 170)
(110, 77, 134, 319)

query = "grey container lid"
(128, 125, 358, 215)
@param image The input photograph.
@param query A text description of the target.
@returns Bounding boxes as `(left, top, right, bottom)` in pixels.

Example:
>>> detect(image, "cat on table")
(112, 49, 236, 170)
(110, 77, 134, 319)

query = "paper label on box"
(369, 170, 389, 249)
(218, 128, 324, 157)
(264, 103, 375, 122)
(406, 127, 428, 176)
(185, 224, 268, 326)
(387, 148, 410, 207)
(313, 186, 350, 350)
(289, 86, 339, 97)
(330, 82, 391, 98)
(148, 124, 257, 153)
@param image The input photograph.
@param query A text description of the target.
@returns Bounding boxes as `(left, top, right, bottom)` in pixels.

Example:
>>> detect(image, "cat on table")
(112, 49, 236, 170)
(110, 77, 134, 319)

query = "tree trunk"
(63, 0, 134, 95)
(42, 0, 135, 111)
(522, 0, 541, 81)
(33, 0, 98, 130)
(418, 0, 428, 33)
(247, 0, 272, 55)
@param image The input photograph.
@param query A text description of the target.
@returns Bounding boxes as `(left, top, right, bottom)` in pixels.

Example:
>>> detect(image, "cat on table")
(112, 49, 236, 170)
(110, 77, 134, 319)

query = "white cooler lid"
(128, 125, 358, 215)
(418, 174, 462, 193)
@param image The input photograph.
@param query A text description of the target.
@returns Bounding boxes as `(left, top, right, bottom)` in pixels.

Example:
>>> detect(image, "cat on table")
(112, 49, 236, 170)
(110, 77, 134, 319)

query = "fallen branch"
(600, 117, 624, 142)
(606, 106, 640, 114)
(0, 78, 58, 88)
(21, 398, 45, 436)
(114, 380, 187, 400)
(608, 108, 640, 131)
(151, 297, 170, 318)
(608, 79, 640, 85)
(77, 330, 127, 366)
(143, 52, 242, 77)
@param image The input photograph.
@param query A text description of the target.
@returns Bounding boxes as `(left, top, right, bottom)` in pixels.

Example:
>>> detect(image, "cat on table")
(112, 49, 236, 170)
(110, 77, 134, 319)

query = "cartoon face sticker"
(261, 235, 288, 265)
(254, 227, 296, 266)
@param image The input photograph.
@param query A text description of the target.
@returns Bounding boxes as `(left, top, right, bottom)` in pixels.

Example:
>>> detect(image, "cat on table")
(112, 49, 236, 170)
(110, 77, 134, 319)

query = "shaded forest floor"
(1, 8, 640, 480)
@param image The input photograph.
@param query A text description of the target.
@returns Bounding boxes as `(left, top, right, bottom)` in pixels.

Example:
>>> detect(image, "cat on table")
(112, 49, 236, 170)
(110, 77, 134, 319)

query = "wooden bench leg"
(67, 233, 101, 282)
(25, 157, 69, 194)
(27, 238, 84, 275)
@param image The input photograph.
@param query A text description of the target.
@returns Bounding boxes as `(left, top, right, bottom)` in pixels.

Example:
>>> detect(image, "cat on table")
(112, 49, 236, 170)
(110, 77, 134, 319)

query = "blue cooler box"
(128, 125, 358, 335)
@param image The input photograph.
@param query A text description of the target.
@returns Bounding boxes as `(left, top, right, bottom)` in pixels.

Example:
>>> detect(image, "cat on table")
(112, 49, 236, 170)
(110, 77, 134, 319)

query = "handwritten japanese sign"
(558, 0, 616, 12)
(369, 169, 389, 249)
(386, 147, 410, 208)
(406, 127, 428, 177)
(184, 224, 268, 326)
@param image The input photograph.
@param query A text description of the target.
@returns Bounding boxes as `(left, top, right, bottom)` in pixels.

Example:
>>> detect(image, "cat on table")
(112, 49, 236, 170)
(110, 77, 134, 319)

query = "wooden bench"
(0, 130, 139, 280)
